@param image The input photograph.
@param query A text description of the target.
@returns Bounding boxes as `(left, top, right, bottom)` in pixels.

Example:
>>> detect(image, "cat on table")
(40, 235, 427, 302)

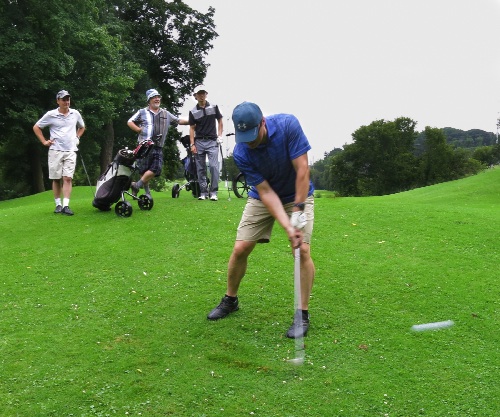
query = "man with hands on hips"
(207, 101, 316, 339)
(33, 89, 85, 216)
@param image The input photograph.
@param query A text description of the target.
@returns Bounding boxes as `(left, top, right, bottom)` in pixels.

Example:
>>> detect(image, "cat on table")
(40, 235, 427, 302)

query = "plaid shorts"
(139, 147, 163, 176)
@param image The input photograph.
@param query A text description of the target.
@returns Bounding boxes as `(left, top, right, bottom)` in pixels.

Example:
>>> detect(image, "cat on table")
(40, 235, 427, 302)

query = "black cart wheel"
(115, 201, 133, 217)
(138, 195, 154, 210)
(232, 172, 250, 198)
(172, 183, 180, 198)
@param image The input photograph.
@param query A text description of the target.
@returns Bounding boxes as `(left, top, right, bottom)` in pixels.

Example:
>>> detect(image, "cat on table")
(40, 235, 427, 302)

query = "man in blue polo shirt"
(207, 101, 316, 339)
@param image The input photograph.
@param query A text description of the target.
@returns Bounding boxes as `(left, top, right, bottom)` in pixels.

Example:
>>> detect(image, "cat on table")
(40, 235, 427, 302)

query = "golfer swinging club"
(207, 102, 316, 339)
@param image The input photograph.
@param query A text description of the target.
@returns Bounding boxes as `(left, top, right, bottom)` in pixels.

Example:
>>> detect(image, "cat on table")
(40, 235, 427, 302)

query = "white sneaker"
(198, 195, 206, 200)
(210, 195, 218, 201)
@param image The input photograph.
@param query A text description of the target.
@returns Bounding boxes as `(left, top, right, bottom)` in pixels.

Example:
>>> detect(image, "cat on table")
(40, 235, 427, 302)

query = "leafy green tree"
(115, 0, 218, 180)
(419, 127, 484, 185)
(472, 146, 497, 167)
(0, 0, 79, 196)
(329, 147, 360, 196)
(0, 0, 143, 195)
(310, 148, 342, 190)
(419, 127, 457, 185)
(330, 118, 418, 196)
(0, 0, 218, 198)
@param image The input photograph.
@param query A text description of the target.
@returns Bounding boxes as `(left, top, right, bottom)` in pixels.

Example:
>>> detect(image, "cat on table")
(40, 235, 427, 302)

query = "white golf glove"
(217, 136, 223, 144)
(291, 211, 307, 230)
(75, 136, 80, 146)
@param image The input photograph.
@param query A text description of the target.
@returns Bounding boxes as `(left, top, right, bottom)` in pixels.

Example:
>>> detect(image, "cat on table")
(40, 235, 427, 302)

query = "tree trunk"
(30, 142, 46, 193)
(99, 121, 114, 174)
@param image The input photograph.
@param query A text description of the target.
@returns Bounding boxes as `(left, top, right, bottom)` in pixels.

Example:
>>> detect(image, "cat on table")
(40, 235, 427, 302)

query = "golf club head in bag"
(133, 139, 154, 159)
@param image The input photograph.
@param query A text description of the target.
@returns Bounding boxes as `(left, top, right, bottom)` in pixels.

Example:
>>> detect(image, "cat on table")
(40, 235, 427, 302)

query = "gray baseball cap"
(56, 90, 70, 99)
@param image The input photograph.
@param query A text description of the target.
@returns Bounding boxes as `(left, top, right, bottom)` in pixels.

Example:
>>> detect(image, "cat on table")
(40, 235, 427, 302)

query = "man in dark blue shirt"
(189, 85, 224, 201)
(207, 102, 316, 339)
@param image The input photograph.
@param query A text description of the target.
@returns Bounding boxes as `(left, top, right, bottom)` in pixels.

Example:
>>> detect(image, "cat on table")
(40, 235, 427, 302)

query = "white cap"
(193, 85, 208, 96)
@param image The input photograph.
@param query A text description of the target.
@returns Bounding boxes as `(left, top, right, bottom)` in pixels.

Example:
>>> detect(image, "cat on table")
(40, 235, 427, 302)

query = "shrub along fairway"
(1, 169, 499, 416)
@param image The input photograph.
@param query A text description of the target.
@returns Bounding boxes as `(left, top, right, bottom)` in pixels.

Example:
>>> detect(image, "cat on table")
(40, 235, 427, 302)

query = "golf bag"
(92, 139, 154, 217)
(171, 135, 206, 198)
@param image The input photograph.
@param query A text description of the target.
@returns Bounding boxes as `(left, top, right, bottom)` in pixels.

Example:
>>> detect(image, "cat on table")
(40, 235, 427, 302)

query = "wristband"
(293, 202, 305, 210)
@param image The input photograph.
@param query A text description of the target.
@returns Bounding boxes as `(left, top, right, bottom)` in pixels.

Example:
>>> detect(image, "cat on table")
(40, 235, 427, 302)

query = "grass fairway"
(1, 168, 499, 416)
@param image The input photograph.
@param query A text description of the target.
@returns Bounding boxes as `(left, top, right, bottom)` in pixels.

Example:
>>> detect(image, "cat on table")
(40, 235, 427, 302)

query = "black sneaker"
(207, 295, 239, 320)
(54, 205, 63, 214)
(131, 182, 139, 197)
(61, 206, 74, 216)
(286, 310, 310, 339)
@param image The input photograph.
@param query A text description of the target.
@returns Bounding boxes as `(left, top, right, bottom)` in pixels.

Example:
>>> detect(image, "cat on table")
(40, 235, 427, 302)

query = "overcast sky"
(177, 0, 500, 162)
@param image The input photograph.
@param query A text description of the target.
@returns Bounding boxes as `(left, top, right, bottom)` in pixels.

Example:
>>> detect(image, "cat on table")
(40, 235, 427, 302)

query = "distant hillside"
(416, 127, 497, 150)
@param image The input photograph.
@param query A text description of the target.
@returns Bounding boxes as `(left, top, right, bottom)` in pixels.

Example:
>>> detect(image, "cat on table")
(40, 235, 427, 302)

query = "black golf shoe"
(61, 206, 74, 216)
(54, 205, 63, 214)
(286, 310, 310, 339)
(207, 295, 239, 320)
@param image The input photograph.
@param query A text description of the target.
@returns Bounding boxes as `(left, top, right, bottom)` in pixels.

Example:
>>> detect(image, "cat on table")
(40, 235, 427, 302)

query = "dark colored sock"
(225, 294, 237, 302)
(301, 309, 309, 320)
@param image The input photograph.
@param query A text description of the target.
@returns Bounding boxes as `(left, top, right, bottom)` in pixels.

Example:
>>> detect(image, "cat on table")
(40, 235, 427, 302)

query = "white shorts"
(48, 150, 77, 179)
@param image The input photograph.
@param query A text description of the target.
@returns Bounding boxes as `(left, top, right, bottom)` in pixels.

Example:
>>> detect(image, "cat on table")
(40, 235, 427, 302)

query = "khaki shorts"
(48, 150, 77, 179)
(236, 195, 314, 243)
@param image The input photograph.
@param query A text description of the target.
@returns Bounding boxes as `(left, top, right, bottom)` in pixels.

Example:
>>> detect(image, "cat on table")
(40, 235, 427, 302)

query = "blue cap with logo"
(232, 102, 263, 143)
(146, 89, 161, 102)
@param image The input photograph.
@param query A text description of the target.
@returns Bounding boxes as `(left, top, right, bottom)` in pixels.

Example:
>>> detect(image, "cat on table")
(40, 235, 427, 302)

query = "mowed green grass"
(1, 168, 499, 417)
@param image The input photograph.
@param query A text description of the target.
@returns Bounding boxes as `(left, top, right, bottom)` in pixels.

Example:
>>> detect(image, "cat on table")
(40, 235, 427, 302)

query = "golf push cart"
(92, 139, 155, 217)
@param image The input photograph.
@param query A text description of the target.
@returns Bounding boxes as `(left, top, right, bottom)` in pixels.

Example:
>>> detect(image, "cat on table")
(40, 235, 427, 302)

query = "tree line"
(0, 0, 217, 200)
(1, 1, 498, 201)
(310, 118, 500, 196)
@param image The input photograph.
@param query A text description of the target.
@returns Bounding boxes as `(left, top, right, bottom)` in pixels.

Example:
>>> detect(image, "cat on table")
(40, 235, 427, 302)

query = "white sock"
(55, 198, 62, 206)
(63, 198, 70, 207)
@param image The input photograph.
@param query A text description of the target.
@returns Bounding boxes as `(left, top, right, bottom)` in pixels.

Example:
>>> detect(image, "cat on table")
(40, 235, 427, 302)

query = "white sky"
(177, 0, 500, 162)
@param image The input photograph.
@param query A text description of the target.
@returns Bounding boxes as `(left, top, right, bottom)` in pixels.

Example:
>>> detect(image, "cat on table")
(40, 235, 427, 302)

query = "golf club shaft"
(79, 153, 96, 197)
(294, 247, 305, 358)
(219, 143, 232, 200)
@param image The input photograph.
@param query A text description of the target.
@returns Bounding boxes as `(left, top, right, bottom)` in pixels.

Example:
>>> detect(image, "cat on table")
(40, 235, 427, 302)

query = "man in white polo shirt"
(33, 90, 85, 215)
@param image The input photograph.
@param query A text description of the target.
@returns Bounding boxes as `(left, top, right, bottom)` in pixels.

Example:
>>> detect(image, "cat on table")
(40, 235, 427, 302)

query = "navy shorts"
(139, 147, 163, 176)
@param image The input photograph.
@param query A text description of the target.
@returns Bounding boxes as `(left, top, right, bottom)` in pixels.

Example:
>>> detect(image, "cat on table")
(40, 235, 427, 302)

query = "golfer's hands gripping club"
(291, 211, 307, 230)
(288, 211, 306, 250)
(287, 226, 303, 249)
